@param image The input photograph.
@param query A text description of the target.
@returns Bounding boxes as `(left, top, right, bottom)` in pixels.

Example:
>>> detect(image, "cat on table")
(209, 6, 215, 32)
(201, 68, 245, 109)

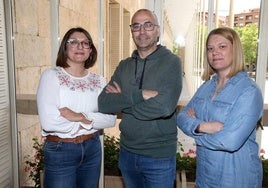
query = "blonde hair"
(202, 27, 245, 81)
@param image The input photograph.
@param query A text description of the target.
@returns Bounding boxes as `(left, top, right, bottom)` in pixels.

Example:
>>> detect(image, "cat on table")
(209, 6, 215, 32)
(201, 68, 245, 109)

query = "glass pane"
(167, 0, 265, 162)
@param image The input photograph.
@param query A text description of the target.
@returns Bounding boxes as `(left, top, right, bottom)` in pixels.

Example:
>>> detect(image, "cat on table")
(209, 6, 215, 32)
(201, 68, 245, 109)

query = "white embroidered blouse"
(37, 67, 116, 138)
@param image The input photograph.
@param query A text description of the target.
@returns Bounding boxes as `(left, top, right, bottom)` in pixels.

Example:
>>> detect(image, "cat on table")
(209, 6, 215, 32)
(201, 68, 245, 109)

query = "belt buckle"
(74, 135, 83, 144)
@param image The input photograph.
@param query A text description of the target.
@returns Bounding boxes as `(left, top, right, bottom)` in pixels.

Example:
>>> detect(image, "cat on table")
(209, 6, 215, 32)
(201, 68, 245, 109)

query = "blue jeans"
(118, 147, 176, 188)
(43, 133, 101, 188)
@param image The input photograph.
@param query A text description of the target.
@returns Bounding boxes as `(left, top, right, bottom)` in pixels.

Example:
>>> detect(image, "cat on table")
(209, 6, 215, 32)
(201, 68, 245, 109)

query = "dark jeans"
(119, 147, 176, 188)
(43, 133, 101, 188)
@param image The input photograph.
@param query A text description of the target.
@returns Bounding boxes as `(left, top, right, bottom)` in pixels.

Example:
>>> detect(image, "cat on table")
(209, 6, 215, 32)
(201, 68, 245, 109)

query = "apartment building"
(226, 8, 260, 27)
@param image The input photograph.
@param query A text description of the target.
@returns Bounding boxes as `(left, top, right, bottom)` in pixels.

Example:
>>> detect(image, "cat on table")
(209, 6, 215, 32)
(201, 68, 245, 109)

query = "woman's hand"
(187, 108, 196, 118)
(187, 108, 223, 134)
(59, 107, 91, 124)
(197, 121, 223, 134)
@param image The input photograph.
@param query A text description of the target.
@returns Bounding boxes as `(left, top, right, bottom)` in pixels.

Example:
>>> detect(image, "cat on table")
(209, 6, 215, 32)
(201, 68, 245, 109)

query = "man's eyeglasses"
(67, 39, 91, 49)
(129, 22, 158, 32)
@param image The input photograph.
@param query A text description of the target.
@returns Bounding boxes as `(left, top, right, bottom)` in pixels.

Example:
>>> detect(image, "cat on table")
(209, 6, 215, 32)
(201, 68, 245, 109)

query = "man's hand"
(142, 89, 158, 100)
(105, 81, 122, 93)
(105, 81, 158, 101)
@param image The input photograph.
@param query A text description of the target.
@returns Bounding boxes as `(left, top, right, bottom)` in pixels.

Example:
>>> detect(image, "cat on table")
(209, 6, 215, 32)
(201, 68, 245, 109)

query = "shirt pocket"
(191, 97, 206, 119)
(209, 100, 232, 122)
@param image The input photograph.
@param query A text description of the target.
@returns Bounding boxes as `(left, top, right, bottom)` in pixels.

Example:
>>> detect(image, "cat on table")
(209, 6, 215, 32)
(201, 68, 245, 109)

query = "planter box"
(40, 171, 44, 188)
(176, 171, 196, 188)
(104, 172, 195, 188)
(105, 175, 125, 188)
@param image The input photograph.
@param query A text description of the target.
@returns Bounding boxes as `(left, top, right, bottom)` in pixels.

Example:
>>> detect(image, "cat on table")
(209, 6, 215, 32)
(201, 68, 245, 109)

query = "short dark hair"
(56, 27, 97, 69)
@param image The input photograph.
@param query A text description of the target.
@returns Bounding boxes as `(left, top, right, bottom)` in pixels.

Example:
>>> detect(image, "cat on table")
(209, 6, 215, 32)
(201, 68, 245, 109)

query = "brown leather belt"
(46, 132, 97, 144)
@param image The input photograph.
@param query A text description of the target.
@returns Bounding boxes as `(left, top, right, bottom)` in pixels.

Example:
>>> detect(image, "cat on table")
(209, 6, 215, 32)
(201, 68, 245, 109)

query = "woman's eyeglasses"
(67, 39, 91, 49)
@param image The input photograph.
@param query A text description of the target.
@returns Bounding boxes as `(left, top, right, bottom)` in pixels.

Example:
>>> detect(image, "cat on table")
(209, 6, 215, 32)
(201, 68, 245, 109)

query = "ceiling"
(164, 0, 197, 40)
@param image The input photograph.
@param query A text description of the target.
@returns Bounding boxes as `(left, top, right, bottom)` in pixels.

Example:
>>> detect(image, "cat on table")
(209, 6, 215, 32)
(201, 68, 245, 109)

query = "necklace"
(215, 90, 220, 93)
(213, 88, 221, 99)
(216, 77, 229, 94)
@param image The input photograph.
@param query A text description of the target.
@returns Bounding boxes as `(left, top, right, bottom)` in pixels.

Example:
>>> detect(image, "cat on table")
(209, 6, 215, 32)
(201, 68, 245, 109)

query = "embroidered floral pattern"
(55, 67, 102, 92)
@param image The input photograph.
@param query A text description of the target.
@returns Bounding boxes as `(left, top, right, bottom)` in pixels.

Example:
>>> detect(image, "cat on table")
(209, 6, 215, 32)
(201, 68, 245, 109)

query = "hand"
(142, 89, 158, 100)
(197, 121, 223, 134)
(187, 108, 196, 118)
(59, 107, 91, 124)
(105, 81, 122, 93)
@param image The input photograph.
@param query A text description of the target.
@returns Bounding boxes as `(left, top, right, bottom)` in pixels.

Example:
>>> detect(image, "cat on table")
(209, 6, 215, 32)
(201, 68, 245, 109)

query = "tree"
(235, 25, 258, 66)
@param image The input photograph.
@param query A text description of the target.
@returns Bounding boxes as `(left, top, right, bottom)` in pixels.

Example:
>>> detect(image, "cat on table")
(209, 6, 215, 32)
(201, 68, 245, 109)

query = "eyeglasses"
(129, 22, 158, 32)
(66, 39, 91, 49)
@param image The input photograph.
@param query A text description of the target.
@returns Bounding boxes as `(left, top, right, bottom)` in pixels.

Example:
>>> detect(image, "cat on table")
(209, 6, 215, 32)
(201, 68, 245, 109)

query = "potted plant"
(260, 148, 268, 187)
(103, 134, 121, 176)
(103, 134, 124, 188)
(24, 137, 44, 188)
(262, 159, 268, 187)
(176, 141, 196, 188)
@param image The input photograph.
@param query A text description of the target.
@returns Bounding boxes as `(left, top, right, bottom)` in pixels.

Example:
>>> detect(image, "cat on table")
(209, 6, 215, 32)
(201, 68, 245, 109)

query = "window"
(176, 0, 266, 160)
(108, 2, 130, 80)
(246, 15, 252, 20)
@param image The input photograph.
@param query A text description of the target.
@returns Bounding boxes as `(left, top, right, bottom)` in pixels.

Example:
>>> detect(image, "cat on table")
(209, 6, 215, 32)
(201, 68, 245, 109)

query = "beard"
(134, 34, 158, 51)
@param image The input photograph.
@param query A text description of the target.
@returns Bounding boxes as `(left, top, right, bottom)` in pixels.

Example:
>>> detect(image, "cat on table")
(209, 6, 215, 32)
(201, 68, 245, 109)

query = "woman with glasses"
(37, 27, 116, 188)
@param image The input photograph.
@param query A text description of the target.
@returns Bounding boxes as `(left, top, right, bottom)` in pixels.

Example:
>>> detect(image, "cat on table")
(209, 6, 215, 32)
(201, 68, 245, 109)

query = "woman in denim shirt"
(177, 27, 263, 188)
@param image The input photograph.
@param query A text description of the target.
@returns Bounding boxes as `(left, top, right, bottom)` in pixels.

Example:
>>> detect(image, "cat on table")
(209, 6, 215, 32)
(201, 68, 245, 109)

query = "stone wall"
(14, 0, 49, 186)
(18, 114, 42, 186)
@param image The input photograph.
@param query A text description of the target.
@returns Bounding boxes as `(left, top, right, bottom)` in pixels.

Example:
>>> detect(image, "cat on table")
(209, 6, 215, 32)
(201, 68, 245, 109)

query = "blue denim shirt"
(177, 71, 263, 188)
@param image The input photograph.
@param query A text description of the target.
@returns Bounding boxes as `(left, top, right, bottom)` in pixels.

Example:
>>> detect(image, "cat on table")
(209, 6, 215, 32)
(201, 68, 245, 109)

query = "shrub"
(176, 142, 196, 182)
(263, 159, 268, 186)
(103, 134, 121, 176)
(24, 137, 44, 188)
